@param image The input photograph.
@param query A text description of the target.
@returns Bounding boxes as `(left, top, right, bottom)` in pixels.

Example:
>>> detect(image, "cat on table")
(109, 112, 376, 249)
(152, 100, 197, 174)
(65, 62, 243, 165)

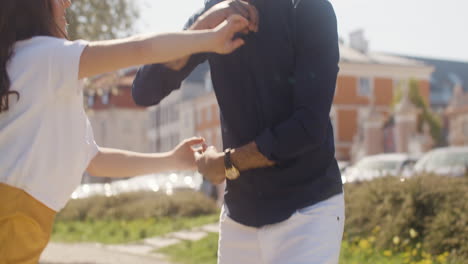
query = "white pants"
(218, 194, 345, 264)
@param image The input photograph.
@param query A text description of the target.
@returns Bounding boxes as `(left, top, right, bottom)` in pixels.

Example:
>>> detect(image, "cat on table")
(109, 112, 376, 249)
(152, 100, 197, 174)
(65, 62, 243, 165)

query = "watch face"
(226, 168, 240, 180)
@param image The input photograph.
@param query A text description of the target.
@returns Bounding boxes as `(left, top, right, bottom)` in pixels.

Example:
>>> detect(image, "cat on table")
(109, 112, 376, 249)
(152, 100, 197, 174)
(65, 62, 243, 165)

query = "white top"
(0, 36, 99, 211)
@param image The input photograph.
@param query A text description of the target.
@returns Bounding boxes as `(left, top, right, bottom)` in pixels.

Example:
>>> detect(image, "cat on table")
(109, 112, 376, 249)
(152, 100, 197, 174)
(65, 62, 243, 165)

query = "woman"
(0, 0, 256, 262)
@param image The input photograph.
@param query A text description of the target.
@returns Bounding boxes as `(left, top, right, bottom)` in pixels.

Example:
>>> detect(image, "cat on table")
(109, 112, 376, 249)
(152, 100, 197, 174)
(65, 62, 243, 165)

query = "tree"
(66, 0, 139, 40)
(393, 79, 444, 146)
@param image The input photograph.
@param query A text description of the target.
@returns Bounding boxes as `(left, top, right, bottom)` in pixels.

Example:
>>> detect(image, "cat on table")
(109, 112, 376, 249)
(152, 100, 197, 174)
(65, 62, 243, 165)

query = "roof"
(403, 56, 468, 106)
(339, 44, 428, 67)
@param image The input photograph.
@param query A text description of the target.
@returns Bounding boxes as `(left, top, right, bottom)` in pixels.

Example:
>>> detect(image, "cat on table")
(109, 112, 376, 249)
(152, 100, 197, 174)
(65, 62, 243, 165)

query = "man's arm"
(132, 7, 210, 106)
(132, 0, 259, 106)
(252, 0, 339, 162)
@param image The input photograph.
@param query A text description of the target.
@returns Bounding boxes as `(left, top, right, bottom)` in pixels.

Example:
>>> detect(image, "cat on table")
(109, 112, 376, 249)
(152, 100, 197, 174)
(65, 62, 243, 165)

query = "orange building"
(332, 44, 433, 160)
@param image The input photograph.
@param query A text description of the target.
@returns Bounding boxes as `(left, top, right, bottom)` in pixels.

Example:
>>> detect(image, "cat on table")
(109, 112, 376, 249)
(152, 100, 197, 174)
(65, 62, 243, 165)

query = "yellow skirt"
(0, 183, 56, 264)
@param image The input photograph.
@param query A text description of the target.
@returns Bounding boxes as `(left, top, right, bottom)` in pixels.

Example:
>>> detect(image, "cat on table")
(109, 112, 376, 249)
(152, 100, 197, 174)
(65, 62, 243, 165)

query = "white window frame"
(358, 77, 373, 98)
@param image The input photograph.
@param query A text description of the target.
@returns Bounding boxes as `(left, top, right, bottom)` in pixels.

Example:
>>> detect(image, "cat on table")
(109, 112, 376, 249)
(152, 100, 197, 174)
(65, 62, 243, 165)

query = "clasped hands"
(195, 144, 227, 185)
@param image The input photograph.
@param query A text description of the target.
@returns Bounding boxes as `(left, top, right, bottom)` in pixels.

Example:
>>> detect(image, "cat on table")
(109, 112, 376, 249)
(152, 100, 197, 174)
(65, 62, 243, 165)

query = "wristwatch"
(224, 148, 240, 180)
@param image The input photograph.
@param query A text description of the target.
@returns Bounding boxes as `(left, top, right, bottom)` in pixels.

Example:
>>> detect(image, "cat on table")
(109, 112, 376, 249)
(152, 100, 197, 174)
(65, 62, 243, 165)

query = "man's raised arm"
(132, 7, 210, 106)
(132, 0, 259, 106)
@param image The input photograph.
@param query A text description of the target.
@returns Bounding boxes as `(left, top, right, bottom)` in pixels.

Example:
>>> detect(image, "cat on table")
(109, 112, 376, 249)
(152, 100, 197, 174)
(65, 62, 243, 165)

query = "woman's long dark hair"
(0, 0, 59, 112)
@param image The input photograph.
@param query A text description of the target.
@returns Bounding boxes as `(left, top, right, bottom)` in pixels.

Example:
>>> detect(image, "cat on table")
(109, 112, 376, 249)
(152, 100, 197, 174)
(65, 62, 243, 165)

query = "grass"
(158, 233, 463, 264)
(158, 232, 219, 264)
(51, 214, 218, 244)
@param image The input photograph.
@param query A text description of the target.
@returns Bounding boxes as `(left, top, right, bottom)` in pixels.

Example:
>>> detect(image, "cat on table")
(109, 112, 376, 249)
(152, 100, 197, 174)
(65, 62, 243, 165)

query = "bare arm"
(86, 137, 204, 178)
(164, 0, 259, 71)
(79, 15, 249, 79)
(231, 142, 275, 171)
(86, 147, 175, 178)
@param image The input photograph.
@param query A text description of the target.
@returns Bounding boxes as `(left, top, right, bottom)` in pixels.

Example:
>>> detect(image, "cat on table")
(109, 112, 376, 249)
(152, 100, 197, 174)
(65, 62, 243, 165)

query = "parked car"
(343, 153, 418, 183)
(338, 161, 350, 173)
(413, 147, 468, 177)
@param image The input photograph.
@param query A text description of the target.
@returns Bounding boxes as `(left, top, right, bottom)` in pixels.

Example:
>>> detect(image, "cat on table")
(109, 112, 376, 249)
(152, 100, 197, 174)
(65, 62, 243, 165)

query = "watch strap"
(224, 148, 233, 169)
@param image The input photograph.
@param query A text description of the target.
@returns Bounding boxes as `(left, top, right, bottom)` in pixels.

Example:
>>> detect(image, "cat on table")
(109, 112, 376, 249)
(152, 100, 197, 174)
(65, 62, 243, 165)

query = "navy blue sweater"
(132, 0, 343, 227)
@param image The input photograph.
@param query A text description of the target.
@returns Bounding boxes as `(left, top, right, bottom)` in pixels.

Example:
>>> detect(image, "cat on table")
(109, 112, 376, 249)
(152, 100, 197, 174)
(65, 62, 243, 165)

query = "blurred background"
(40, 1, 468, 264)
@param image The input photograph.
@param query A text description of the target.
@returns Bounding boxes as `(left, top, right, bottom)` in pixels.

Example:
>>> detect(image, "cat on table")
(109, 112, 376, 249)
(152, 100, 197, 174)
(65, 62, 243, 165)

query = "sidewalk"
(39, 242, 170, 264)
(39, 223, 219, 264)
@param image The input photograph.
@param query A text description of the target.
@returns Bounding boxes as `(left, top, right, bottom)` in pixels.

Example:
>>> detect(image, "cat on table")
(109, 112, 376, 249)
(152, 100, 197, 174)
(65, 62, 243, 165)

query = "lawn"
(51, 214, 218, 244)
(158, 233, 461, 264)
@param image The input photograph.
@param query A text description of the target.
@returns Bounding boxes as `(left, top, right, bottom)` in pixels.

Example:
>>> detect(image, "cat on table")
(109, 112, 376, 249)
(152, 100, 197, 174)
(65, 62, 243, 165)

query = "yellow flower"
(421, 259, 433, 264)
(412, 249, 419, 256)
(436, 254, 447, 264)
(383, 250, 392, 257)
(359, 239, 371, 250)
(416, 242, 422, 249)
(372, 225, 381, 234)
(369, 236, 376, 243)
(393, 236, 401, 245)
(410, 228, 419, 238)
(422, 251, 431, 259)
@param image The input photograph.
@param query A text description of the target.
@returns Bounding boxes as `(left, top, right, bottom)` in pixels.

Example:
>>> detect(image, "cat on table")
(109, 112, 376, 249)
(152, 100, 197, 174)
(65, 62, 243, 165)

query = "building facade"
(332, 44, 433, 160)
(446, 85, 468, 146)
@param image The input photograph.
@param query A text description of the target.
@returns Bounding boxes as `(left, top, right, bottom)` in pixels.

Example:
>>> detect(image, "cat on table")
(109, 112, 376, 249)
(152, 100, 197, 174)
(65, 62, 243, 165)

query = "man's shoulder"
(293, 0, 333, 9)
(293, 0, 335, 19)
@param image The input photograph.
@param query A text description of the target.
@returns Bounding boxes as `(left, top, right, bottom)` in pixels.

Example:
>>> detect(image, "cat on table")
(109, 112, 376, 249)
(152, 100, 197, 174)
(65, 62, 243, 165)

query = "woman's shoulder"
(15, 36, 66, 49)
(15, 36, 87, 55)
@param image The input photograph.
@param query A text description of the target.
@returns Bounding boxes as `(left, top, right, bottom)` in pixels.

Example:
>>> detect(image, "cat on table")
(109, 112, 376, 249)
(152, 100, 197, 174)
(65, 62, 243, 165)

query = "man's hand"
(195, 146, 226, 184)
(196, 0, 259, 32)
(169, 137, 206, 171)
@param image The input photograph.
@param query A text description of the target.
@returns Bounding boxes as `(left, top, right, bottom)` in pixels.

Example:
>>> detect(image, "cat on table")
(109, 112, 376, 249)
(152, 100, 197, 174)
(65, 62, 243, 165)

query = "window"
(87, 94, 95, 108)
(358, 77, 372, 97)
(101, 91, 110, 105)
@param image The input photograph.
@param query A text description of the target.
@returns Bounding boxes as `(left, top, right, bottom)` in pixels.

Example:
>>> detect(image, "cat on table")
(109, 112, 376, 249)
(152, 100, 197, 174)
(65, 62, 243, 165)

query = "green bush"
(344, 175, 468, 259)
(56, 189, 218, 221)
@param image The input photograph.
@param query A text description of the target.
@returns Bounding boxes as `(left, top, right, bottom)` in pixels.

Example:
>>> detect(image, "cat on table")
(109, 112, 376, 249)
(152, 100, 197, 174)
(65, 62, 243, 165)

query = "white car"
(343, 154, 417, 183)
(413, 147, 468, 177)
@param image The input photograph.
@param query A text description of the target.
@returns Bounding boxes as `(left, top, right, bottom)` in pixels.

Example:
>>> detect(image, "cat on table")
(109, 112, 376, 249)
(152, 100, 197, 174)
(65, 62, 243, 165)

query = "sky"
(136, 0, 468, 62)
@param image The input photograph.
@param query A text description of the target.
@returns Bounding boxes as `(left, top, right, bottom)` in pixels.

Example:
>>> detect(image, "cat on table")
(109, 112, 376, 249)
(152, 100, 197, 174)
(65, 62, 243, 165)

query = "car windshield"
(354, 158, 402, 171)
(424, 151, 468, 170)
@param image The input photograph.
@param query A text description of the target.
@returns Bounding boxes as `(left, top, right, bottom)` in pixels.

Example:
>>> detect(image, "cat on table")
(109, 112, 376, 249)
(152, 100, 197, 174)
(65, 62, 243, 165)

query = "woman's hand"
(169, 137, 206, 171)
(196, 0, 259, 32)
(209, 15, 253, 54)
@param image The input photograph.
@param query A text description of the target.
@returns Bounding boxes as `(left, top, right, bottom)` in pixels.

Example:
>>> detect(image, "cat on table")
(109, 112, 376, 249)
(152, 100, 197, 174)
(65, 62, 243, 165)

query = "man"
(133, 0, 344, 263)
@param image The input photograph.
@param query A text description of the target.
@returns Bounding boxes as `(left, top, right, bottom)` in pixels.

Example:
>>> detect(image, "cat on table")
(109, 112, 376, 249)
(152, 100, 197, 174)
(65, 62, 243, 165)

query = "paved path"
(39, 223, 220, 264)
(39, 242, 170, 264)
